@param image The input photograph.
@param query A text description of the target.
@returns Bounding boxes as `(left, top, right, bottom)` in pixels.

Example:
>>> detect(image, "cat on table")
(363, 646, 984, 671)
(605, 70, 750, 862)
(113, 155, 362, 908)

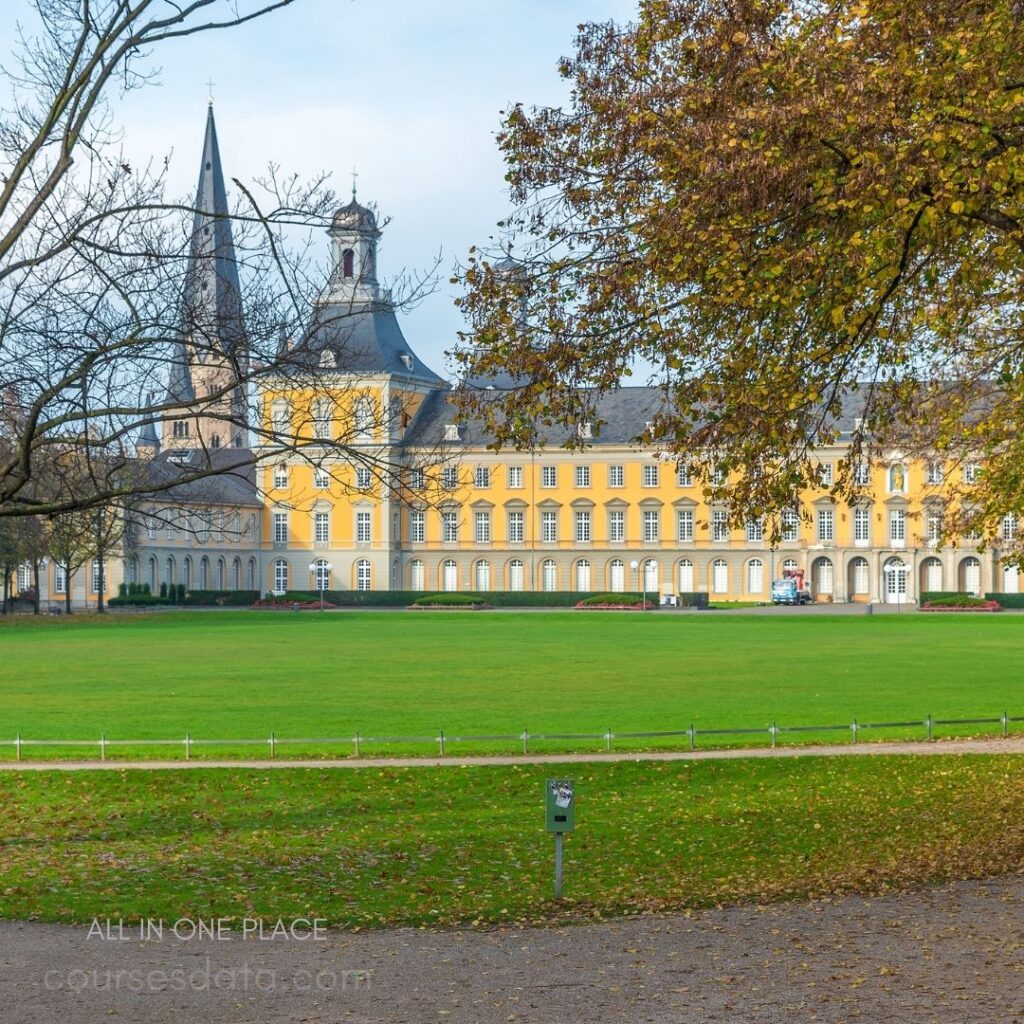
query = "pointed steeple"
(180, 103, 246, 362)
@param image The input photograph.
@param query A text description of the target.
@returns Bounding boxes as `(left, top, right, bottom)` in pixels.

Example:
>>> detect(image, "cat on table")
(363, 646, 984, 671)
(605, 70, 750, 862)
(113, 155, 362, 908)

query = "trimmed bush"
(159, 582, 168, 599)
(183, 590, 261, 607)
(678, 591, 709, 608)
(577, 593, 647, 608)
(986, 593, 1024, 608)
(277, 590, 650, 609)
(108, 595, 171, 607)
(412, 593, 489, 607)
(920, 591, 974, 604)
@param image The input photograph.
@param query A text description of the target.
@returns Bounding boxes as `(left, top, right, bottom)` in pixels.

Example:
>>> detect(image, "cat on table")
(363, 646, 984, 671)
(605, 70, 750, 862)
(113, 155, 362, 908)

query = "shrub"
(108, 595, 171, 607)
(577, 592, 646, 608)
(678, 591, 709, 608)
(118, 582, 127, 598)
(986, 593, 1024, 609)
(183, 590, 260, 607)
(159, 581, 168, 599)
(412, 593, 489, 607)
(921, 596, 1000, 610)
(142, 583, 151, 596)
(920, 591, 974, 604)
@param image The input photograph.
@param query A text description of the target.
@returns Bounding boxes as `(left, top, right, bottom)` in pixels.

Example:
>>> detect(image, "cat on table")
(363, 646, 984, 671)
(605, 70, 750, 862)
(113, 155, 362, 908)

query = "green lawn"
(3, 756, 1024, 927)
(2, 610, 1023, 758)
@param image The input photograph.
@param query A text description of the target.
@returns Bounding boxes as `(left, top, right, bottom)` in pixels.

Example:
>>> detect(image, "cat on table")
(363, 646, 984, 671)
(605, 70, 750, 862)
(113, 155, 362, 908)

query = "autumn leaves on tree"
(457, 0, 1024, 545)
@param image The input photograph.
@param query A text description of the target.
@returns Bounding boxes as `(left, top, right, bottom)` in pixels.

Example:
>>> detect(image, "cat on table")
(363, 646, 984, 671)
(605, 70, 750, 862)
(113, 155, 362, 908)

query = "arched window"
(609, 559, 625, 593)
(356, 559, 372, 591)
(342, 248, 355, 278)
(410, 559, 425, 591)
(232, 558, 241, 590)
(210, 434, 221, 449)
(1003, 563, 1019, 595)
(883, 557, 907, 603)
(508, 559, 524, 592)
(183, 557, 192, 590)
(148, 557, 158, 590)
(313, 399, 333, 440)
(782, 558, 799, 572)
(678, 559, 694, 592)
(813, 557, 834, 598)
(922, 557, 942, 593)
(199, 556, 209, 589)
(273, 559, 289, 594)
(475, 560, 491, 592)
(312, 558, 331, 591)
(541, 559, 558, 592)
(248, 558, 257, 591)
(354, 397, 374, 438)
(643, 559, 658, 592)
(575, 559, 591, 592)
(712, 558, 728, 594)
(165, 556, 175, 586)
(850, 557, 870, 595)
(746, 558, 763, 594)
(216, 557, 225, 590)
(960, 556, 981, 596)
(442, 559, 458, 592)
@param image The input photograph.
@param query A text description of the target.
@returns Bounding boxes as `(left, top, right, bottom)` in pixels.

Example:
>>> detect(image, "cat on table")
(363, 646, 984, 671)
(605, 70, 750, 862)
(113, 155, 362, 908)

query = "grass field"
(3, 756, 1024, 927)
(2, 611, 1024, 758)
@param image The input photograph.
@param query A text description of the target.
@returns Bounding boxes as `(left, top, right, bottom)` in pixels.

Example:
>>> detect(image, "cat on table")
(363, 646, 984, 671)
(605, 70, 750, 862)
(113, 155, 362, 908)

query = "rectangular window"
(927, 511, 942, 542)
(643, 464, 659, 487)
(314, 511, 329, 544)
(889, 509, 906, 543)
(575, 510, 592, 543)
(508, 511, 525, 543)
(508, 466, 523, 489)
(273, 512, 288, 543)
(643, 510, 660, 542)
(854, 507, 871, 543)
(575, 465, 591, 488)
(475, 511, 491, 543)
(964, 462, 980, 483)
(410, 510, 425, 543)
(712, 509, 730, 542)
(314, 468, 330, 489)
(166, 513, 177, 541)
(442, 511, 459, 543)
(745, 519, 764, 542)
(273, 464, 288, 489)
(676, 464, 692, 487)
(608, 465, 624, 488)
(54, 563, 67, 594)
(1002, 515, 1018, 542)
(781, 508, 800, 542)
(441, 466, 459, 490)
(541, 510, 558, 543)
(355, 467, 371, 490)
(91, 559, 102, 593)
(145, 515, 156, 540)
(711, 465, 727, 486)
(408, 468, 425, 490)
(541, 466, 557, 488)
(926, 462, 943, 485)
(676, 509, 694, 542)
(609, 510, 625, 542)
(356, 511, 372, 544)
(817, 463, 833, 486)
(474, 466, 490, 489)
(817, 508, 834, 542)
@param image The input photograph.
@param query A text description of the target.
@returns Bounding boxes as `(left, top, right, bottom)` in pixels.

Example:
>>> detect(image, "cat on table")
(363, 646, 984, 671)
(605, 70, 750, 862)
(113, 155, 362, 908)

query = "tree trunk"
(32, 561, 40, 615)
(96, 549, 105, 614)
(64, 566, 72, 615)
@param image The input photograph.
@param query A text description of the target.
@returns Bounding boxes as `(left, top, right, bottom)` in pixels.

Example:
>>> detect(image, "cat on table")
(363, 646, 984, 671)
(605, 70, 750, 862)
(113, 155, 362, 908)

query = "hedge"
(108, 595, 171, 607)
(183, 590, 260, 607)
(985, 593, 1024, 608)
(278, 590, 658, 608)
(923, 595, 993, 608)
(577, 593, 646, 608)
(411, 593, 489, 607)
(920, 591, 975, 604)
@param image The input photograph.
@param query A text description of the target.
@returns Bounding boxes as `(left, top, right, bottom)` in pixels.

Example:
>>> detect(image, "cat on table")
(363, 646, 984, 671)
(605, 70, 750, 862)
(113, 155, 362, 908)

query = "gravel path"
(3, 875, 1023, 1023)
(3, 734, 1024, 770)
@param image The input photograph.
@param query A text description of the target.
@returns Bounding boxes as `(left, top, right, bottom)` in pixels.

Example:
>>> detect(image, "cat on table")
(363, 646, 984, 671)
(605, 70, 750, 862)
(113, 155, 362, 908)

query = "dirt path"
(3, 734, 1024, 770)
(3, 874, 1023, 1023)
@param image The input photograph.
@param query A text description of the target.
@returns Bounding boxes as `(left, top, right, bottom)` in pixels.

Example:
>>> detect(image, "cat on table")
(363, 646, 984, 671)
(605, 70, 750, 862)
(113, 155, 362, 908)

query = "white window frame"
(474, 466, 491, 489)
(356, 510, 372, 544)
(642, 509, 660, 542)
(355, 467, 372, 491)
(410, 510, 425, 544)
(677, 509, 694, 542)
(541, 510, 558, 543)
(508, 466, 524, 489)
(575, 510, 592, 543)
(273, 512, 288, 544)
(889, 509, 906, 546)
(575, 465, 591, 488)
(643, 464, 659, 487)
(314, 468, 330, 490)
(356, 559, 372, 591)
(541, 466, 557, 488)
(781, 508, 800, 542)
(712, 509, 729, 542)
(608, 510, 625, 543)
(853, 506, 871, 545)
(508, 511, 525, 544)
(314, 511, 330, 545)
(608, 465, 624, 488)
(273, 559, 289, 594)
(441, 466, 459, 491)
(442, 511, 459, 544)
(745, 519, 763, 542)
(676, 464, 692, 487)
(475, 511, 492, 544)
(816, 509, 834, 542)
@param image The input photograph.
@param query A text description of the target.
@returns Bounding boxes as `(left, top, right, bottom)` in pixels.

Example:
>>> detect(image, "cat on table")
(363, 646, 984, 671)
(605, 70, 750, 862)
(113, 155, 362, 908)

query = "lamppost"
(309, 561, 332, 611)
(630, 559, 645, 611)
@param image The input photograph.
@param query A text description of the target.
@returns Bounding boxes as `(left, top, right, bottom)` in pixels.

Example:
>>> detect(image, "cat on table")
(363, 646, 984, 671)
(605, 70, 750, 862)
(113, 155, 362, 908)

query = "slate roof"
(140, 447, 259, 506)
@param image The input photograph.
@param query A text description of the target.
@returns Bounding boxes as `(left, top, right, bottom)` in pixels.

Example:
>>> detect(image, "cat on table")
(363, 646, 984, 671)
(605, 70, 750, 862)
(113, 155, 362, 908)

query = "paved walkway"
(3, 875, 1023, 1022)
(3, 735, 1024, 771)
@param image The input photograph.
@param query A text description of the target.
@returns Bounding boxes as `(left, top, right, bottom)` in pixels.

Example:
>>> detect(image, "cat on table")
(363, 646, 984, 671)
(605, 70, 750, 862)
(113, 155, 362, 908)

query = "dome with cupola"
(331, 198, 377, 233)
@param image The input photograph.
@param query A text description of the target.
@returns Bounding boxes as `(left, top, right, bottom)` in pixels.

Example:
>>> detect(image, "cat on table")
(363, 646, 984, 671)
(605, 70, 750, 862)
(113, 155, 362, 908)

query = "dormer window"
(342, 249, 355, 279)
(319, 349, 337, 369)
(210, 433, 221, 449)
(400, 353, 414, 370)
(577, 421, 592, 439)
(444, 423, 461, 442)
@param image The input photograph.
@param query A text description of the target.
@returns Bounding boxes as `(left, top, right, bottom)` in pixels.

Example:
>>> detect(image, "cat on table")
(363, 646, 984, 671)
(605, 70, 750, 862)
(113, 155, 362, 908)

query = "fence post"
(605, 727, 612, 753)
(770, 722, 777, 749)
(185, 732, 191, 761)
(851, 719, 858, 744)
(270, 731, 276, 759)
(1002, 711, 1009, 738)
(16, 732, 21, 762)
(354, 731, 361, 758)
(438, 730, 446, 757)
(100, 734, 106, 762)
(522, 728, 529, 755)
(688, 724, 695, 751)
(926, 714, 933, 742)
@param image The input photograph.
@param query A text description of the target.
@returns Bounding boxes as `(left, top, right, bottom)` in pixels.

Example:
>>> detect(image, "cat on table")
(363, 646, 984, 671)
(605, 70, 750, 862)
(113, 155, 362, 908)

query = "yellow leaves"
(950, 200, 965, 215)
(831, 305, 846, 327)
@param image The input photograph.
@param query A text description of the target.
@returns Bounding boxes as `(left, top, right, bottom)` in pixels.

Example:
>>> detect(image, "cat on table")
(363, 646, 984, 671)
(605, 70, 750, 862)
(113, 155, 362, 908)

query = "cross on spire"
(206, 78, 216, 105)
(351, 165, 358, 200)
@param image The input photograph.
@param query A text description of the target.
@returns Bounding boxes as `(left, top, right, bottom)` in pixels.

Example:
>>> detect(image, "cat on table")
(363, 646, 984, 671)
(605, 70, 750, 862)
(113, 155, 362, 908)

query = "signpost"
(545, 778, 575, 898)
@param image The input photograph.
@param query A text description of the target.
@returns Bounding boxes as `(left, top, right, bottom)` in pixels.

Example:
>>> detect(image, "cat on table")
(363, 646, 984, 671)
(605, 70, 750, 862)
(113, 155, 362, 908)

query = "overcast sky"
(0, 0, 638, 379)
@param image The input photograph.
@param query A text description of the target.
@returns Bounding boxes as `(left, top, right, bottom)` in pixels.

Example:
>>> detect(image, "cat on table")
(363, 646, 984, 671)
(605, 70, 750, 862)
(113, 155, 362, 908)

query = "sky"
(0, 0, 639, 380)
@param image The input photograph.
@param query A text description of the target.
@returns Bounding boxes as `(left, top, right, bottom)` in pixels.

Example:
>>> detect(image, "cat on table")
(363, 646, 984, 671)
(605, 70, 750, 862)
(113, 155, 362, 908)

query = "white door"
(925, 559, 943, 592)
(884, 560, 907, 603)
(963, 559, 981, 596)
(609, 561, 625, 593)
(1004, 565, 1019, 595)
(712, 560, 728, 594)
(443, 560, 458, 592)
(509, 560, 524, 592)
(815, 559, 833, 598)
(410, 561, 424, 591)
(475, 561, 491, 592)
(643, 560, 658, 592)
(852, 559, 869, 595)
(575, 560, 591, 592)
(678, 560, 694, 592)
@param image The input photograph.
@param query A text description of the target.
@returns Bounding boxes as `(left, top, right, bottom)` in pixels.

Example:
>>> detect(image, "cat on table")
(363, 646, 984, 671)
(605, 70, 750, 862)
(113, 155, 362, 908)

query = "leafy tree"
(457, 0, 1024, 543)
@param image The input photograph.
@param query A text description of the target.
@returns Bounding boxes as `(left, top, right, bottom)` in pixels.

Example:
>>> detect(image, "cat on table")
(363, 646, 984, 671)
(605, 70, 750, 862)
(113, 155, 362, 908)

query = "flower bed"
(410, 594, 491, 609)
(576, 593, 654, 610)
(252, 599, 337, 611)
(920, 599, 1001, 613)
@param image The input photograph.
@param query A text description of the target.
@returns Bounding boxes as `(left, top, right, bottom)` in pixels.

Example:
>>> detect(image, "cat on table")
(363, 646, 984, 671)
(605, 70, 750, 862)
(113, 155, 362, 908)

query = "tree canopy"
(456, 0, 1024, 542)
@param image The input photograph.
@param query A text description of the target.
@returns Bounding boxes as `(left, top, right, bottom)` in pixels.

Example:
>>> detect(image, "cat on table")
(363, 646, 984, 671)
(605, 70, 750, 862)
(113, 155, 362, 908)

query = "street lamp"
(630, 559, 645, 611)
(309, 560, 332, 611)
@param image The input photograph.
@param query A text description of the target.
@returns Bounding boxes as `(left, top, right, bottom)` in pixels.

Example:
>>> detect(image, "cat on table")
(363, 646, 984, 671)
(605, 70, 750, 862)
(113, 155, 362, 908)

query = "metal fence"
(3, 711, 1021, 761)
